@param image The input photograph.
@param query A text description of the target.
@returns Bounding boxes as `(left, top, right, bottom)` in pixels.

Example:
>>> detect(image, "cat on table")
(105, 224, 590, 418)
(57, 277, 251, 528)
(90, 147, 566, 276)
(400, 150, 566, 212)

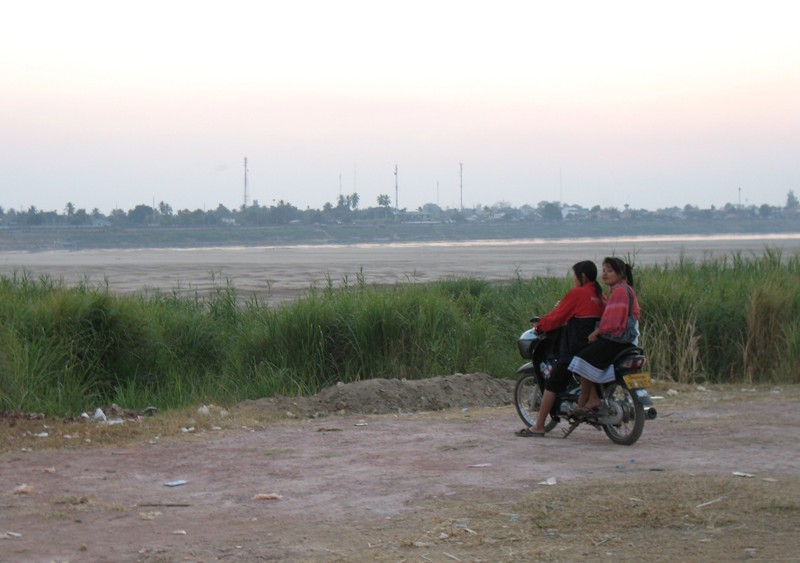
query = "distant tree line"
(1, 190, 798, 228)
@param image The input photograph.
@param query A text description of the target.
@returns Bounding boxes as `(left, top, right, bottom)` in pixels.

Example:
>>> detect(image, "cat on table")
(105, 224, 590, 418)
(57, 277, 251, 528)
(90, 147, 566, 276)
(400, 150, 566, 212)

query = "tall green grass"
(1, 250, 798, 415)
(638, 249, 800, 384)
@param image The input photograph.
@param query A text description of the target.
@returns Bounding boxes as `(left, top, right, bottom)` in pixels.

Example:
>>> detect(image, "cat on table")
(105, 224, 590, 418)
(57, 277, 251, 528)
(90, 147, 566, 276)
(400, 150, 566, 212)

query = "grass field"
(2, 248, 799, 416)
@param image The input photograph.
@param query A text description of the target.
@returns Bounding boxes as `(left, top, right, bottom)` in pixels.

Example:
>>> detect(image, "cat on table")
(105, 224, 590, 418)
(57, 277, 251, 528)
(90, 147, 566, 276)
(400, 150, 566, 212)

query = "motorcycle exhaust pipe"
(645, 407, 658, 420)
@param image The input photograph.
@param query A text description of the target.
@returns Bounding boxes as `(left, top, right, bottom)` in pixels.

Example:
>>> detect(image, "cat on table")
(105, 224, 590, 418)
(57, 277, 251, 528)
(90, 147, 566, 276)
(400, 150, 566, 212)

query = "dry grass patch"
(386, 472, 800, 562)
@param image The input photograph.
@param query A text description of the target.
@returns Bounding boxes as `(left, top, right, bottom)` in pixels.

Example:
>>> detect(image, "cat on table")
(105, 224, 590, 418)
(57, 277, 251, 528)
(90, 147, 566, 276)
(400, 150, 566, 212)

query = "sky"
(2, 0, 799, 215)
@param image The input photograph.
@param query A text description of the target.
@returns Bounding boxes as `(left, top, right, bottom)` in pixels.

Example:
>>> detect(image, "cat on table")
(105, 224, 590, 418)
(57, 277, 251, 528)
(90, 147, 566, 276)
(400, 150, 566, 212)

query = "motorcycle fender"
(517, 361, 536, 374)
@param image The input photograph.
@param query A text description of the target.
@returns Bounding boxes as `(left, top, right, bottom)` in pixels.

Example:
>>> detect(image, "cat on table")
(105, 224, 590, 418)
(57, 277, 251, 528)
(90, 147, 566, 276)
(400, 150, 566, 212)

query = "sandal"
(516, 427, 546, 438)
(571, 406, 598, 417)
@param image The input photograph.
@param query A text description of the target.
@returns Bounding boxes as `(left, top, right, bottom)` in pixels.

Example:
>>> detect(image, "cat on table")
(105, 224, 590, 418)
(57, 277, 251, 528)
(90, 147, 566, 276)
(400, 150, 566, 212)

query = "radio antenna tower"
(459, 162, 463, 212)
(394, 164, 399, 211)
(243, 157, 250, 208)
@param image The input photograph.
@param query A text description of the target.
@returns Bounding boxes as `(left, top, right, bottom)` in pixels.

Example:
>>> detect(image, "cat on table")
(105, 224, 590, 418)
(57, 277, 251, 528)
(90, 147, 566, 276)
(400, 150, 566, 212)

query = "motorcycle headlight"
(517, 329, 538, 359)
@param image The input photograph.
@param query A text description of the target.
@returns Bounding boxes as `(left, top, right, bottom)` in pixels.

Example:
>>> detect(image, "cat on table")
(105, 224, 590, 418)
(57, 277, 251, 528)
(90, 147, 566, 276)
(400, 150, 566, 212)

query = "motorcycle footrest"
(561, 421, 580, 438)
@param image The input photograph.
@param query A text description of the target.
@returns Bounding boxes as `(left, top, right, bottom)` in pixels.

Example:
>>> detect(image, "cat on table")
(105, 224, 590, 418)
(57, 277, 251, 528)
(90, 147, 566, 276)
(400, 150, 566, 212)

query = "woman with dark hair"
(516, 260, 605, 437)
(569, 257, 640, 415)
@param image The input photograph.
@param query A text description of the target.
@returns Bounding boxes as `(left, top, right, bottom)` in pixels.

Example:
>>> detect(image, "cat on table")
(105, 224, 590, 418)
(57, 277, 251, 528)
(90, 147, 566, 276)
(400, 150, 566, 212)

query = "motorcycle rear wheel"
(514, 373, 559, 432)
(601, 382, 645, 445)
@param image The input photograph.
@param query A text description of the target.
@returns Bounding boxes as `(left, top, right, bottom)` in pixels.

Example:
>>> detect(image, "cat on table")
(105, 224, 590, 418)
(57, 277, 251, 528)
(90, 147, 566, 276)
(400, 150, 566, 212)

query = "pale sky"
(2, 0, 799, 215)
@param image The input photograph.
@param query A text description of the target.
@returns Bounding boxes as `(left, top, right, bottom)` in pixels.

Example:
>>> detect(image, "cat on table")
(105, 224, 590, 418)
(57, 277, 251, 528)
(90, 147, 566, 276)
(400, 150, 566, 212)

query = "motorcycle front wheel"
(601, 382, 645, 445)
(514, 373, 559, 432)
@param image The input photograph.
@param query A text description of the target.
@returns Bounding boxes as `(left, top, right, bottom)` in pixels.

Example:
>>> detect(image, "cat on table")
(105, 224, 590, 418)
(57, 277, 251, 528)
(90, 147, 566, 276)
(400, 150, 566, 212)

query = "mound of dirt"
(238, 372, 516, 417)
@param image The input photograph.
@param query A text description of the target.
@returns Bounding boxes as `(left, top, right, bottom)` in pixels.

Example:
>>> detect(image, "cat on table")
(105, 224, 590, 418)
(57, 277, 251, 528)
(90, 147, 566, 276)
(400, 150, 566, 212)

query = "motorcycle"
(514, 319, 656, 445)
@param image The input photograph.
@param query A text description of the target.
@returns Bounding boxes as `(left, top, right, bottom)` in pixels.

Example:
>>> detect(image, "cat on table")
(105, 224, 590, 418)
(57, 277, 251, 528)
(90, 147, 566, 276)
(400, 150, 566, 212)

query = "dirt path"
(1, 377, 798, 562)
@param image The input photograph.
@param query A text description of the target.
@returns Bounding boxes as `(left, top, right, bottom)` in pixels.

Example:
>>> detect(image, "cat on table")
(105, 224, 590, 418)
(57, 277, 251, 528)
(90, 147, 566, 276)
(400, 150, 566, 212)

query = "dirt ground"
(1, 375, 799, 563)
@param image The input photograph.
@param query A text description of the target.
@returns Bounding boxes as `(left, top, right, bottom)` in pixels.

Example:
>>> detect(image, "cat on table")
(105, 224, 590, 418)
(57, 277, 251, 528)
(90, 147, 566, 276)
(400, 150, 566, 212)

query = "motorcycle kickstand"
(561, 420, 580, 438)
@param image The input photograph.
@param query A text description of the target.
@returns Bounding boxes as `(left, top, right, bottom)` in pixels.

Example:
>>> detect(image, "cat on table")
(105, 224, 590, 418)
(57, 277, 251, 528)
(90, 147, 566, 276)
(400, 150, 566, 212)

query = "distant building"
(561, 206, 586, 220)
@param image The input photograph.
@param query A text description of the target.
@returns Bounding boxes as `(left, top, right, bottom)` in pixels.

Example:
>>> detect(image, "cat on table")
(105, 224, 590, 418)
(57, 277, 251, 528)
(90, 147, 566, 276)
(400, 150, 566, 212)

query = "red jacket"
(536, 282, 605, 333)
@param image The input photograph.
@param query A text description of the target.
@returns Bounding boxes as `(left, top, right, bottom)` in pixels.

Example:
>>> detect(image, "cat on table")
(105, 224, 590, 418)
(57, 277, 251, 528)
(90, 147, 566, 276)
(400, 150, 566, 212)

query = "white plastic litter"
(164, 480, 187, 487)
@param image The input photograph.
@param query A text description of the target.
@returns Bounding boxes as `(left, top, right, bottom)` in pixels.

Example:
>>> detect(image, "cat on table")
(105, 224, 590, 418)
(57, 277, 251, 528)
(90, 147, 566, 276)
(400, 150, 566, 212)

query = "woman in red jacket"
(516, 260, 605, 437)
(569, 257, 640, 415)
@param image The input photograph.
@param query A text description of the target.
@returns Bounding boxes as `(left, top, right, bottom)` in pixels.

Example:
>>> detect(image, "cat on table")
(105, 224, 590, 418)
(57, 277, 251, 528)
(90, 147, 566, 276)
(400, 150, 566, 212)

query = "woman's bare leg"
(577, 378, 602, 411)
(528, 389, 556, 434)
(577, 378, 591, 408)
(584, 382, 601, 410)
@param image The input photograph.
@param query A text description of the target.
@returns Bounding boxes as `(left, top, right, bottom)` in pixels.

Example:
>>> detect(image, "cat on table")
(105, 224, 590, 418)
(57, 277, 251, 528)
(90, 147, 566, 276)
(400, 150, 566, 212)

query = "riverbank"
(3, 233, 800, 304)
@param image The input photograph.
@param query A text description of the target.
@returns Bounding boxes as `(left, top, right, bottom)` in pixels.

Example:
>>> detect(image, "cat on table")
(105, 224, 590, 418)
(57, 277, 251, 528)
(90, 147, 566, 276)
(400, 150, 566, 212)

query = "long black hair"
(603, 257, 634, 287)
(572, 260, 603, 300)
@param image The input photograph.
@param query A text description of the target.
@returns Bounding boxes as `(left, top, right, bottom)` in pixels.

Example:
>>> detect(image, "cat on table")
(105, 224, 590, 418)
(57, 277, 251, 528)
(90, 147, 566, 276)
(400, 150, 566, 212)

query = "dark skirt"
(568, 337, 632, 383)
